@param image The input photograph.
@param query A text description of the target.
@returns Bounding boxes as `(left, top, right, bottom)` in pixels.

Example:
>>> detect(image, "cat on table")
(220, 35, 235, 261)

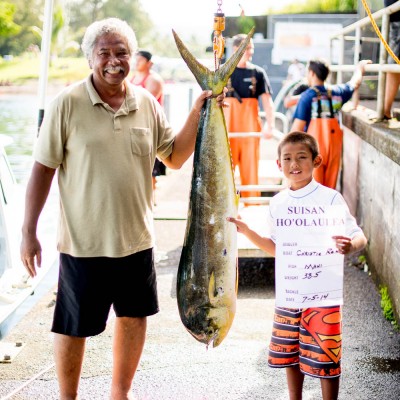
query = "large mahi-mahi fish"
(173, 28, 255, 347)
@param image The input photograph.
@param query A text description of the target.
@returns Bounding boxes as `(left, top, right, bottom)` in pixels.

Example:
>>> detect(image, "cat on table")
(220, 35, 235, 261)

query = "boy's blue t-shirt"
(293, 83, 355, 130)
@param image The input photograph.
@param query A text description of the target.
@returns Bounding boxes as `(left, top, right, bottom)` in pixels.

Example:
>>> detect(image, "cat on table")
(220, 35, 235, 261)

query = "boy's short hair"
(307, 58, 330, 81)
(278, 131, 320, 160)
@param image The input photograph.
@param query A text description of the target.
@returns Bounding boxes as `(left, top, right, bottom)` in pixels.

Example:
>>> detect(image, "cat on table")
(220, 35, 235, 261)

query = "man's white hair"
(81, 18, 138, 61)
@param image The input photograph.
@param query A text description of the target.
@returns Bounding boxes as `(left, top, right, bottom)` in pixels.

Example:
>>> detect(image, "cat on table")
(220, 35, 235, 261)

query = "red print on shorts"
(302, 307, 342, 364)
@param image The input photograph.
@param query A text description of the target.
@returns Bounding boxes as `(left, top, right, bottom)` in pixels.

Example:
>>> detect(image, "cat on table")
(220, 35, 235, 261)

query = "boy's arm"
(332, 233, 367, 255)
(227, 217, 276, 256)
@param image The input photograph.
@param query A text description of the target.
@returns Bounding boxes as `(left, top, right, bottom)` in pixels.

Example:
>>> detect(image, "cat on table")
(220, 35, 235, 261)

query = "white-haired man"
(20, 18, 225, 400)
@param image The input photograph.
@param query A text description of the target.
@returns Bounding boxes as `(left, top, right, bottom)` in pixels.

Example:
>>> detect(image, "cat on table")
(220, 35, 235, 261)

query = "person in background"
(384, 0, 400, 120)
(228, 131, 367, 400)
(20, 18, 226, 400)
(283, 80, 310, 124)
(131, 50, 164, 104)
(224, 33, 275, 201)
(286, 58, 306, 83)
(291, 58, 370, 188)
(131, 50, 166, 200)
(291, 58, 370, 132)
(284, 80, 309, 109)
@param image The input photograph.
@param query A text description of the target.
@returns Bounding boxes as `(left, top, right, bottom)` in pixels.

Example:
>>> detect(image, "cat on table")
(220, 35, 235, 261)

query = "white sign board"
(272, 22, 342, 64)
(275, 205, 346, 308)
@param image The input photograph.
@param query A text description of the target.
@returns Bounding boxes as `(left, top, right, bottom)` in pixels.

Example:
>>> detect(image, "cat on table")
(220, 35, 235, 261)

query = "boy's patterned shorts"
(268, 306, 342, 378)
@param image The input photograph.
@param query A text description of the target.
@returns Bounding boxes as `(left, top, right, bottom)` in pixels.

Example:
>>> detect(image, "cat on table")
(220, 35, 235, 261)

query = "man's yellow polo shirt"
(34, 75, 175, 257)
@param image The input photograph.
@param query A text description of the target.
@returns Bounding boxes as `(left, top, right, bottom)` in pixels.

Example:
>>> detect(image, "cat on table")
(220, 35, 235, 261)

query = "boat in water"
(0, 134, 58, 338)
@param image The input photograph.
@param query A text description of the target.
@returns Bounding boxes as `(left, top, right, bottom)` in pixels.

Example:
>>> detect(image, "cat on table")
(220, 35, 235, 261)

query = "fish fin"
(172, 29, 212, 91)
(217, 27, 255, 85)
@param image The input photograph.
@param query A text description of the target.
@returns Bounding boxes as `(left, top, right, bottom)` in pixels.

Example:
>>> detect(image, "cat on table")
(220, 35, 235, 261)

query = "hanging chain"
(213, 0, 225, 70)
(217, 0, 223, 13)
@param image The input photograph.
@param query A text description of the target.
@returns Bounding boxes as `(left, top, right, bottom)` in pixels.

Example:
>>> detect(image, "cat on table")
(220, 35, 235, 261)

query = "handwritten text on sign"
(275, 205, 346, 308)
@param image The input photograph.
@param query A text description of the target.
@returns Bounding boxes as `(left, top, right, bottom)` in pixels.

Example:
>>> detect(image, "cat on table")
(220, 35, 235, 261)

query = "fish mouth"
(182, 304, 233, 347)
(206, 331, 219, 350)
(191, 326, 220, 349)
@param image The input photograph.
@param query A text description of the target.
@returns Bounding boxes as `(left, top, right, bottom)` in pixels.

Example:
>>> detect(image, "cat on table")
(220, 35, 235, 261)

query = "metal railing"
(228, 127, 286, 205)
(330, 2, 400, 120)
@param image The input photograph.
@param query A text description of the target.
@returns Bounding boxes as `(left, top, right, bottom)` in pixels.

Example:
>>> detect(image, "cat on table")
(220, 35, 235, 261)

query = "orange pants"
(307, 117, 343, 189)
(224, 98, 262, 198)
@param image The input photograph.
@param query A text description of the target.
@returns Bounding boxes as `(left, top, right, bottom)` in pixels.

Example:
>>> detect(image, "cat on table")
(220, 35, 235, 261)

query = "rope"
(0, 363, 55, 400)
(361, 0, 400, 64)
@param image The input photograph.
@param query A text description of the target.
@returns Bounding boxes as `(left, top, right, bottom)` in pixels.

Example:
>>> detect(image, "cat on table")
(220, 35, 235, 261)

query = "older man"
(20, 18, 225, 400)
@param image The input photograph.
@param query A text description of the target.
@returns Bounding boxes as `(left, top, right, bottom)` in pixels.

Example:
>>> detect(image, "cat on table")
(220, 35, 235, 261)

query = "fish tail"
(217, 27, 255, 84)
(172, 29, 213, 91)
(172, 27, 255, 94)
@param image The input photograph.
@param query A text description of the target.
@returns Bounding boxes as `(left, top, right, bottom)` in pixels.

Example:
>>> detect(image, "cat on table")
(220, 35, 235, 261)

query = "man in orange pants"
(291, 59, 370, 188)
(224, 34, 275, 201)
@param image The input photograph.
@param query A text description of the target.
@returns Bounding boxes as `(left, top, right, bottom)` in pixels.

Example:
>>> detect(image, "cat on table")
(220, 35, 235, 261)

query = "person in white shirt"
(228, 131, 367, 400)
(287, 59, 306, 82)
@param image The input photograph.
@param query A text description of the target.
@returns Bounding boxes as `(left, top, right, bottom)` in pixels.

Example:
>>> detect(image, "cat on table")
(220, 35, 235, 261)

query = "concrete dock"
(0, 135, 399, 399)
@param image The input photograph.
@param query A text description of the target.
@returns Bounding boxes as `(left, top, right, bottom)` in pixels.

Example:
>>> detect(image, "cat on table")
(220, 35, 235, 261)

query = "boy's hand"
(227, 216, 248, 234)
(332, 235, 353, 254)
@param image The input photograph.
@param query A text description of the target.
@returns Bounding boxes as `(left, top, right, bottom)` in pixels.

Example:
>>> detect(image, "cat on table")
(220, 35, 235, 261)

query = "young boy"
(228, 131, 367, 400)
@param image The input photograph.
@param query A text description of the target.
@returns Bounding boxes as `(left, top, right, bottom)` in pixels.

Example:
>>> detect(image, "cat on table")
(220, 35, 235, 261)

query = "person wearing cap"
(131, 50, 166, 200)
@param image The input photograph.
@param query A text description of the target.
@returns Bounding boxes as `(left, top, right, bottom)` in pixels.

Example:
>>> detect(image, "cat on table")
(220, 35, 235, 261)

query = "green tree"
(278, 0, 357, 13)
(237, 15, 256, 34)
(31, 2, 66, 57)
(0, 0, 43, 55)
(0, 1, 20, 37)
(67, 0, 153, 55)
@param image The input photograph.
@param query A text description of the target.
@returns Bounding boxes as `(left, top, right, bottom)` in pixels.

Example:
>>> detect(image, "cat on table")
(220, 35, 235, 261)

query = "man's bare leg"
(384, 72, 400, 118)
(321, 376, 340, 400)
(54, 333, 86, 400)
(286, 365, 305, 400)
(110, 316, 147, 400)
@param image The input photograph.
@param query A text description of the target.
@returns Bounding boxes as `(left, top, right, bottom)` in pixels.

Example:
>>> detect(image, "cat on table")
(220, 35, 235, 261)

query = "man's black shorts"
(51, 249, 159, 337)
(152, 158, 166, 177)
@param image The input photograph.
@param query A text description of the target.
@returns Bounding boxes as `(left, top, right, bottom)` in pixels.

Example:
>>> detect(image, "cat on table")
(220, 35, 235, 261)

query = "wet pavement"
(1, 146, 400, 400)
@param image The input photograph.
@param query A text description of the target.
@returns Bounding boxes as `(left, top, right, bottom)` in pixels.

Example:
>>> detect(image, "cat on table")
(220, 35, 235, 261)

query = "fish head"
(183, 303, 235, 348)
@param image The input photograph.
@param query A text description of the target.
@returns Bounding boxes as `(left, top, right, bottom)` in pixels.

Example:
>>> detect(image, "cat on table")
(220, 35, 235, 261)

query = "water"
(0, 94, 39, 183)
